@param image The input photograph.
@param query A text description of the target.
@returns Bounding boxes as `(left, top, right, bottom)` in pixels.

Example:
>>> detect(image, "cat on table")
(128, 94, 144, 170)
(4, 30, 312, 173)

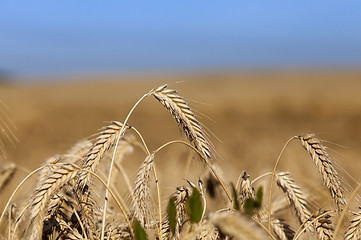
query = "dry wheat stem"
(128, 125, 150, 155)
(71, 205, 88, 240)
(149, 160, 163, 240)
(101, 90, 151, 240)
(268, 136, 297, 232)
(80, 168, 134, 238)
(251, 172, 273, 184)
(298, 134, 346, 208)
(275, 171, 311, 225)
(114, 161, 133, 197)
(10, 203, 30, 240)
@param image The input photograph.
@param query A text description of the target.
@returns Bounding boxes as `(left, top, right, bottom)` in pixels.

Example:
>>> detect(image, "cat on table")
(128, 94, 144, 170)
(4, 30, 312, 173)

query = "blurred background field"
(1, 70, 361, 213)
(1, 1, 361, 233)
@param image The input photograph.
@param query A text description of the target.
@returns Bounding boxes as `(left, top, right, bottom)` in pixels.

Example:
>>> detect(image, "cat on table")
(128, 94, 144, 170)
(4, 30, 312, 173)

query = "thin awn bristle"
(29, 163, 79, 240)
(151, 84, 212, 160)
(275, 171, 311, 225)
(298, 134, 346, 208)
(344, 208, 361, 240)
(132, 154, 154, 227)
(0, 100, 18, 161)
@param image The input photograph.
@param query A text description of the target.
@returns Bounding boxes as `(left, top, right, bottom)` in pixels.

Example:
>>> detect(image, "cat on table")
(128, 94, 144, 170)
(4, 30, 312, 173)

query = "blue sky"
(0, 1, 360, 78)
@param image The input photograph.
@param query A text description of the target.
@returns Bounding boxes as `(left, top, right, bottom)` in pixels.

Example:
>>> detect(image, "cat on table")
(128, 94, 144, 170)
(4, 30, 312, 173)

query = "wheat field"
(1, 70, 361, 239)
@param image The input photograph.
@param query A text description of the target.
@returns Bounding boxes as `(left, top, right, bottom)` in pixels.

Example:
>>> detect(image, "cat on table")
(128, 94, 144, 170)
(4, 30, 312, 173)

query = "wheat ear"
(133, 154, 154, 227)
(151, 84, 212, 160)
(78, 121, 129, 189)
(0, 162, 16, 191)
(209, 211, 270, 240)
(29, 163, 79, 240)
(344, 208, 361, 240)
(311, 210, 334, 240)
(298, 134, 346, 208)
(162, 185, 192, 240)
(238, 170, 256, 205)
(271, 218, 295, 240)
(275, 171, 311, 225)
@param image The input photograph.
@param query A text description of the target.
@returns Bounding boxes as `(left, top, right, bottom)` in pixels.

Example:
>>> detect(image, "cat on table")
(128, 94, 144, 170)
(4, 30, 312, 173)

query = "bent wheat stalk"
(268, 136, 297, 231)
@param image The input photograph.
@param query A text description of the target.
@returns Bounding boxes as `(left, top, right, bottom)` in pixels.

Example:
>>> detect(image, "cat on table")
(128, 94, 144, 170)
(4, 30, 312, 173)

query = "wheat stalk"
(298, 134, 346, 208)
(275, 171, 311, 225)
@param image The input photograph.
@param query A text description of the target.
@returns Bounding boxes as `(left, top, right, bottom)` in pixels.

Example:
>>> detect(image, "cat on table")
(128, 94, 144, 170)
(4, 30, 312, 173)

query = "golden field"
(1, 70, 361, 239)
